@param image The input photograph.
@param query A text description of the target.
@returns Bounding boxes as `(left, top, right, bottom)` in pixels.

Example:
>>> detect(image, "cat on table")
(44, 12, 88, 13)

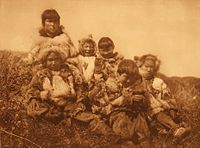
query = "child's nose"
(51, 61, 56, 65)
(147, 67, 152, 72)
(86, 47, 92, 51)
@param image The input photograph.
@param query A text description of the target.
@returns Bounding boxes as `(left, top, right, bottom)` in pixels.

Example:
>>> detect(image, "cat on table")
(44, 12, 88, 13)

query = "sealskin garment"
(26, 28, 79, 65)
(26, 64, 84, 120)
(94, 52, 124, 80)
(109, 80, 151, 144)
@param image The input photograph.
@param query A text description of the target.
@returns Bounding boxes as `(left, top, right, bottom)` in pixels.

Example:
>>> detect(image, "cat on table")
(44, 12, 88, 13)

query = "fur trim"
(37, 45, 70, 63)
(39, 25, 64, 38)
(78, 35, 96, 56)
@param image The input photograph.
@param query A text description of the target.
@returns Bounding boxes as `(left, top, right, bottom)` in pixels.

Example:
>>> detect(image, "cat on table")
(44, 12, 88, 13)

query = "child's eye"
(48, 58, 53, 61)
(84, 45, 89, 48)
(100, 48, 107, 52)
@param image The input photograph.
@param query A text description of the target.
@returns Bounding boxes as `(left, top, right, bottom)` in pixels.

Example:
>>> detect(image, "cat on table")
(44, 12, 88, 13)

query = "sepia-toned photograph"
(0, 0, 200, 147)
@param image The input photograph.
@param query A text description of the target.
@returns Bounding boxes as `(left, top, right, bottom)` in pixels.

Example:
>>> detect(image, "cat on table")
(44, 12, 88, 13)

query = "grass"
(0, 50, 199, 147)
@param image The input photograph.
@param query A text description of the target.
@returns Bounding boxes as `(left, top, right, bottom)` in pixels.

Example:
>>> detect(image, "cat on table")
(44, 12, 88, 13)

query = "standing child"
(78, 36, 96, 83)
(135, 54, 190, 143)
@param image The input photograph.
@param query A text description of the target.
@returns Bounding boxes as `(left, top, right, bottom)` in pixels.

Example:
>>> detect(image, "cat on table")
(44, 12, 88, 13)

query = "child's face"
(44, 19, 59, 37)
(139, 60, 155, 79)
(46, 52, 62, 71)
(82, 42, 95, 56)
(99, 46, 114, 58)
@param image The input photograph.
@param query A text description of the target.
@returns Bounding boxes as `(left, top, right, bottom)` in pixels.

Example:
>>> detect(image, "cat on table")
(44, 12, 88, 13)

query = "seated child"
(94, 37, 124, 81)
(108, 59, 151, 147)
(26, 45, 112, 135)
(135, 54, 190, 143)
(26, 45, 84, 122)
(88, 37, 124, 116)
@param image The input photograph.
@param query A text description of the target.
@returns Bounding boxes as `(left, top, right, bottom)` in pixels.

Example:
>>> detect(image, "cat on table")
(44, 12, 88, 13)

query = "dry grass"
(0, 50, 199, 147)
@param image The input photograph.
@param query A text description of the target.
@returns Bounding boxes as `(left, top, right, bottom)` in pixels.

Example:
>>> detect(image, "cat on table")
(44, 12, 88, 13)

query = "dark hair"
(117, 59, 139, 79)
(98, 37, 115, 49)
(41, 9, 60, 26)
(135, 54, 160, 73)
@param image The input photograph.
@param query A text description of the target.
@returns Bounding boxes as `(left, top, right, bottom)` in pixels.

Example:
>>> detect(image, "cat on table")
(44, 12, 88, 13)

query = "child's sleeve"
(24, 45, 40, 64)
(67, 63, 83, 85)
(122, 88, 142, 101)
(67, 63, 86, 102)
(110, 95, 124, 106)
(88, 85, 101, 100)
(121, 87, 148, 106)
(152, 78, 177, 109)
(63, 32, 79, 58)
(26, 72, 43, 102)
(94, 57, 104, 74)
(25, 72, 49, 117)
(67, 75, 76, 97)
(23, 33, 46, 64)
(88, 80, 105, 101)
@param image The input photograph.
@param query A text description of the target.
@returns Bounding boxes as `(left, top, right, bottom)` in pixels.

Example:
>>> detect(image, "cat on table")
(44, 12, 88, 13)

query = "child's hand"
(160, 100, 171, 110)
(27, 99, 48, 117)
(111, 96, 124, 106)
(122, 88, 132, 98)
(55, 98, 67, 107)
(100, 104, 112, 115)
(92, 105, 100, 113)
(40, 90, 49, 100)
(77, 102, 86, 111)
(94, 73, 103, 80)
(70, 88, 76, 97)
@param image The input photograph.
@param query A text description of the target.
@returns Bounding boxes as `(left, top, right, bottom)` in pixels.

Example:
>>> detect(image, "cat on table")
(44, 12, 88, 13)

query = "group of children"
(25, 9, 190, 147)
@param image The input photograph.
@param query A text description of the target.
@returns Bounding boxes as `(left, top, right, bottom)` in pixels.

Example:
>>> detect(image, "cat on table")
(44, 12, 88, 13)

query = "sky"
(0, 0, 200, 77)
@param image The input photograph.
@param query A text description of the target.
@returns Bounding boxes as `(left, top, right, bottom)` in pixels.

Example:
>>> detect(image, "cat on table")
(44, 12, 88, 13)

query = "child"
(135, 54, 190, 143)
(94, 37, 123, 81)
(88, 77, 122, 116)
(88, 37, 124, 116)
(26, 45, 84, 122)
(108, 59, 152, 147)
(25, 9, 79, 67)
(78, 36, 96, 83)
